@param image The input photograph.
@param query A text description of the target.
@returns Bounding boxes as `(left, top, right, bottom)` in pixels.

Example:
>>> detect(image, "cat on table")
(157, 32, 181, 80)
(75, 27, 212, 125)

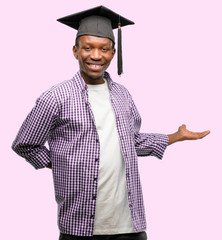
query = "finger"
(193, 130, 210, 139)
(179, 124, 186, 131)
(199, 130, 211, 138)
(184, 129, 210, 140)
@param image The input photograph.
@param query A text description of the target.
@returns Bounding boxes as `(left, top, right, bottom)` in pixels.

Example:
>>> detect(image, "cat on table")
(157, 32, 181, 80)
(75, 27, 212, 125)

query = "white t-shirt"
(87, 80, 135, 235)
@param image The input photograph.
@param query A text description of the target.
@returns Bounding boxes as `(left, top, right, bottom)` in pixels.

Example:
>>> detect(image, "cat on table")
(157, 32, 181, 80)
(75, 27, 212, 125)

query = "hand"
(168, 124, 210, 145)
(46, 162, 52, 169)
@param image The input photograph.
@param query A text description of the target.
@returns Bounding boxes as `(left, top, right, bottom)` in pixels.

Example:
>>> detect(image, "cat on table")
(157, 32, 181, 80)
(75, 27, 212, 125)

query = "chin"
(84, 71, 104, 81)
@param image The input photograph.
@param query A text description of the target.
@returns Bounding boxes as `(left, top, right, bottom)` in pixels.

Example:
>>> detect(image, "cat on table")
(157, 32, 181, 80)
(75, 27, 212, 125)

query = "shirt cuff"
(150, 134, 169, 159)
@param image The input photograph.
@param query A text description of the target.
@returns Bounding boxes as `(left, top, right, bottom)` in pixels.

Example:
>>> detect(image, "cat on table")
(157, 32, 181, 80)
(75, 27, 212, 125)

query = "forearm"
(12, 142, 51, 169)
(135, 133, 169, 159)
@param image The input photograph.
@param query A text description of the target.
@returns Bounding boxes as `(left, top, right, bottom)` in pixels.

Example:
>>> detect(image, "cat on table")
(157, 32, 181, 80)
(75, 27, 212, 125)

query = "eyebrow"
(83, 41, 110, 46)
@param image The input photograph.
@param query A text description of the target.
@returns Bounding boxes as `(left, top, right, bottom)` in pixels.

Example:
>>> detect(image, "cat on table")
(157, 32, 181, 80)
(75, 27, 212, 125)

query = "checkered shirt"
(12, 71, 169, 236)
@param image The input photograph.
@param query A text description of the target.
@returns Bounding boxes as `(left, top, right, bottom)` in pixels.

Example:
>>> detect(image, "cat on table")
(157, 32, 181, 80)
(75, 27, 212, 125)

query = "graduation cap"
(57, 5, 134, 75)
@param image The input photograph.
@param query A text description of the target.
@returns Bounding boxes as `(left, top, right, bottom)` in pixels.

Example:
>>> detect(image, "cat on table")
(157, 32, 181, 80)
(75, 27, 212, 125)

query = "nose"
(90, 49, 102, 60)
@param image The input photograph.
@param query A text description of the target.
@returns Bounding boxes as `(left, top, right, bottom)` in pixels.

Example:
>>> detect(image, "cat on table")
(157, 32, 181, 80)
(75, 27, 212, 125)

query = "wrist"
(168, 131, 183, 145)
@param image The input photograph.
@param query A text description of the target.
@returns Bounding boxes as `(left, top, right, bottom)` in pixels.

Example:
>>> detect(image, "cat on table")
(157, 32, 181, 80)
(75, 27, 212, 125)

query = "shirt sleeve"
(130, 95, 169, 159)
(12, 91, 58, 169)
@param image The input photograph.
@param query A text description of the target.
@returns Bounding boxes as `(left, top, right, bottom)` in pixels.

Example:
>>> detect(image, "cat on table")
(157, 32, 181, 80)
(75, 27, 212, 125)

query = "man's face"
(73, 35, 115, 84)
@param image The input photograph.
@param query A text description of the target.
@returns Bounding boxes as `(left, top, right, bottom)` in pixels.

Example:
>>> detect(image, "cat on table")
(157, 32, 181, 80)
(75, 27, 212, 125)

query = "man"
(12, 6, 210, 240)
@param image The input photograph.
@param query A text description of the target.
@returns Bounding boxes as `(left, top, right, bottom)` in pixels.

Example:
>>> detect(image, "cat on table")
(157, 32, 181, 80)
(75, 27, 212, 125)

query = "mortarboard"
(57, 5, 134, 75)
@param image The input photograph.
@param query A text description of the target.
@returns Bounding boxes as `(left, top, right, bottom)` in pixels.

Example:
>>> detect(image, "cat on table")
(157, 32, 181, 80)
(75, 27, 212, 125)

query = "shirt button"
(90, 215, 94, 219)
(94, 177, 97, 181)
(96, 139, 99, 143)
(92, 195, 96, 200)
(95, 158, 99, 162)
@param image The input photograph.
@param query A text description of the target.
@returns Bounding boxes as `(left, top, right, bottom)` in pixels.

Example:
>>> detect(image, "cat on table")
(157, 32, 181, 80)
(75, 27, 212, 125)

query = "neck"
(80, 71, 105, 85)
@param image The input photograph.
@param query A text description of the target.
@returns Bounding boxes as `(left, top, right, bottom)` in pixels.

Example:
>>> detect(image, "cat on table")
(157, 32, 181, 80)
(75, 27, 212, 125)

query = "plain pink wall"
(1, 0, 221, 239)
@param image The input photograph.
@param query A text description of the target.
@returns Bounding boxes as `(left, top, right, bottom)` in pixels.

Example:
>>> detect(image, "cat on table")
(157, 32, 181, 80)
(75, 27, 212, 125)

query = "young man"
(12, 6, 210, 240)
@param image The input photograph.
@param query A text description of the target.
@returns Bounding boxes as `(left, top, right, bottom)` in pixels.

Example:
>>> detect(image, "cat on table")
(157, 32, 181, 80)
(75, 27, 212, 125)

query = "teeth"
(89, 64, 101, 69)
(93, 64, 100, 68)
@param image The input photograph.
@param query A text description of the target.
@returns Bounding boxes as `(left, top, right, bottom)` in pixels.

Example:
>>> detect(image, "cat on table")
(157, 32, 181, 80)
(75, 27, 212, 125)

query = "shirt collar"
(104, 72, 114, 91)
(74, 71, 114, 92)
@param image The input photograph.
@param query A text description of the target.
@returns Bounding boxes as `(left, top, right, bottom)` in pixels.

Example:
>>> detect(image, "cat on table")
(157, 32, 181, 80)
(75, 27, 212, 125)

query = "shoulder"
(38, 73, 82, 103)
(112, 81, 131, 94)
(105, 72, 132, 99)
(44, 78, 76, 96)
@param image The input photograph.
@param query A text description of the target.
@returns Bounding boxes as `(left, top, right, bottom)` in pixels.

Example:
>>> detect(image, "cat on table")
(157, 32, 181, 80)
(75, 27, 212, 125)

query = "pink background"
(1, 0, 221, 239)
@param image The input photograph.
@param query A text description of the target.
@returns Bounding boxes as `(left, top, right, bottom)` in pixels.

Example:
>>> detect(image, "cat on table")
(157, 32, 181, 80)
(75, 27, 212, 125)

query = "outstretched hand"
(168, 124, 210, 145)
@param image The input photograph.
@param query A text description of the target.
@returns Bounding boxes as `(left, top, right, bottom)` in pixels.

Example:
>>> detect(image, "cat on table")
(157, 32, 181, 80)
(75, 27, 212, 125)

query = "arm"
(168, 124, 210, 145)
(129, 94, 169, 159)
(129, 94, 210, 158)
(12, 91, 58, 169)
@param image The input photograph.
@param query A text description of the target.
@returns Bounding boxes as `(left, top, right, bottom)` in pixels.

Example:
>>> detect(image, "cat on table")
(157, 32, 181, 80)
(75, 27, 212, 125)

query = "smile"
(86, 63, 104, 71)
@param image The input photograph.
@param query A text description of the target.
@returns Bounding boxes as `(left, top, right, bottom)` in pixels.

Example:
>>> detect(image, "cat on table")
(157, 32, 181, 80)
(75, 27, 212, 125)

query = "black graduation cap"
(57, 5, 134, 75)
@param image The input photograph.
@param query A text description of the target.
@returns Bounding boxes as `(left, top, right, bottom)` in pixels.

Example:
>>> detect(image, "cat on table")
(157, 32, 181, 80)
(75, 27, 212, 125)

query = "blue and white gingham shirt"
(12, 71, 169, 236)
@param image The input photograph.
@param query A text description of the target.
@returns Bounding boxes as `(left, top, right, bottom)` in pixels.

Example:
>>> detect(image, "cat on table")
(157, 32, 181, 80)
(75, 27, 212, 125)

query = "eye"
(84, 47, 91, 51)
(102, 48, 108, 52)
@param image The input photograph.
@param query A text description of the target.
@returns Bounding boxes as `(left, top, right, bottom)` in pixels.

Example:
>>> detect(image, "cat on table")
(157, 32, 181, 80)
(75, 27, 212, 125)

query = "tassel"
(118, 22, 123, 75)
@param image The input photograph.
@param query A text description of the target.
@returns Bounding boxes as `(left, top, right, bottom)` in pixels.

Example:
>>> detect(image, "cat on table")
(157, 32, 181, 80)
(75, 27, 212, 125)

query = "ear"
(73, 45, 79, 60)
(111, 48, 116, 59)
